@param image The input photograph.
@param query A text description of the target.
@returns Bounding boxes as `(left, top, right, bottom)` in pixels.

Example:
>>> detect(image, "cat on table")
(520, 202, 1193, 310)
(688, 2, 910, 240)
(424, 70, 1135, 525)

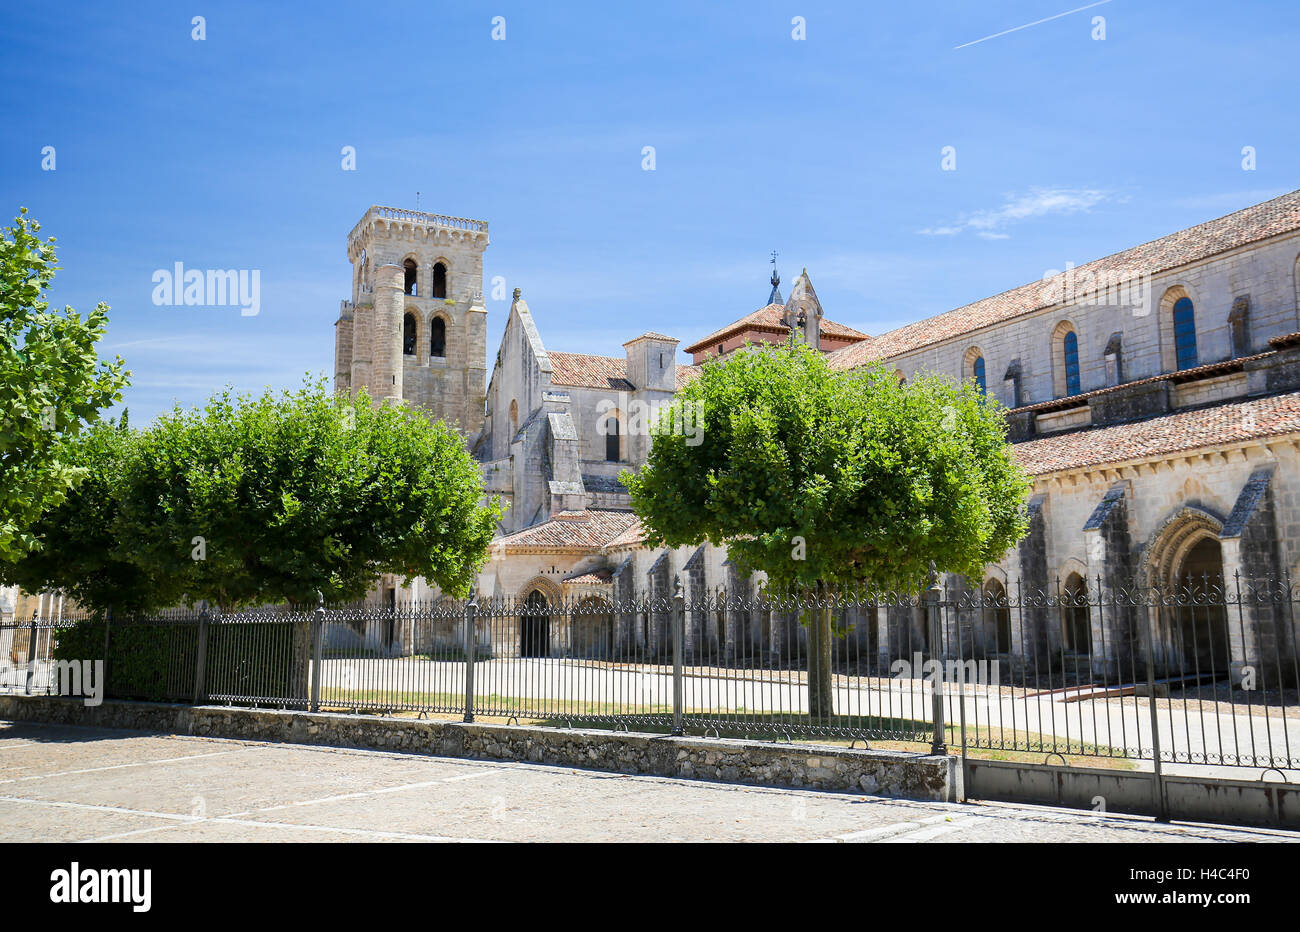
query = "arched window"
(430, 316, 446, 357)
(1173, 297, 1198, 370)
(605, 415, 620, 462)
(509, 399, 518, 436)
(964, 347, 986, 394)
(403, 259, 418, 297)
(1062, 331, 1081, 395)
(402, 313, 416, 356)
(1050, 321, 1080, 398)
(432, 262, 448, 299)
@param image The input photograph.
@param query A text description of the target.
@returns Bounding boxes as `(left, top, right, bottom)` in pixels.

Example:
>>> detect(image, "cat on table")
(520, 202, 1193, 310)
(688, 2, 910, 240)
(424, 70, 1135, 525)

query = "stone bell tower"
(334, 206, 489, 437)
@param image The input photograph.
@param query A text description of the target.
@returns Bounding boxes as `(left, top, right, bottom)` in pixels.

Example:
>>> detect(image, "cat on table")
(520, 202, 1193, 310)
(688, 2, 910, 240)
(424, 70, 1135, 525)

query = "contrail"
(955, 0, 1114, 50)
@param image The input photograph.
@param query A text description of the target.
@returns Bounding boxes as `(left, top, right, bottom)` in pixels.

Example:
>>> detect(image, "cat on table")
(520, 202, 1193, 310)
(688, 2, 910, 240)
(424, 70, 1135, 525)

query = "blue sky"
(3, 0, 1298, 423)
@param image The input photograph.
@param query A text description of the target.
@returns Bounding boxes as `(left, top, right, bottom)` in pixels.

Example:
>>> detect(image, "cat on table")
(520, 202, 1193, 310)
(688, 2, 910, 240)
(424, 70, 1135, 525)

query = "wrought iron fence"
(3, 574, 1298, 780)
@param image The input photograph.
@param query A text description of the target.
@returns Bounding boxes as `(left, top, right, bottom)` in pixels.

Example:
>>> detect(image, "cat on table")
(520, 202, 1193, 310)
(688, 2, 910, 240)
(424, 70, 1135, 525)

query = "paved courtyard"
(0, 720, 1296, 843)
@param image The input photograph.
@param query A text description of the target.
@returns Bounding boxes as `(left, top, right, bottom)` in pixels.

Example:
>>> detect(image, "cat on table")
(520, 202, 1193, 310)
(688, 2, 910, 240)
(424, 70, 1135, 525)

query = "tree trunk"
(806, 594, 834, 722)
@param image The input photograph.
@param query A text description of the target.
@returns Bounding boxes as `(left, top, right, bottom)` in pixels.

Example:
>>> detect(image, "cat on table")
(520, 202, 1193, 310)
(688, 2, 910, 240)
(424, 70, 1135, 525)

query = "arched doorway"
(1172, 537, 1229, 674)
(521, 590, 550, 657)
(572, 597, 613, 658)
(1062, 573, 1091, 654)
(983, 579, 1011, 654)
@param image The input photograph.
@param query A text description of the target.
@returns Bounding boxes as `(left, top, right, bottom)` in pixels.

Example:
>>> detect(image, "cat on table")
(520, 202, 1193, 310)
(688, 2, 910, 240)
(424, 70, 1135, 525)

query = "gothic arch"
(518, 575, 562, 602)
(1050, 320, 1081, 398)
(1157, 284, 1199, 373)
(983, 563, 1009, 586)
(1057, 556, 1088, 583)
(1139, 504, 1224, 587)
(518, 578, 560, 658)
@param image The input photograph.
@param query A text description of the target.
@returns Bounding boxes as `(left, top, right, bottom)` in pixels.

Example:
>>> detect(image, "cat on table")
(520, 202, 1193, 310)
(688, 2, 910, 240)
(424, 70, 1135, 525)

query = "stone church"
(332, 192, 1300, 682)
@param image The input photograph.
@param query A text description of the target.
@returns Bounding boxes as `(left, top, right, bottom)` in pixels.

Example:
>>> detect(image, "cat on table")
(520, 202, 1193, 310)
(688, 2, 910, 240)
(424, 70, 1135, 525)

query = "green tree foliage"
(623, 342, 1031, 716)
(0, 420, 161, 613)
(2, 379, 500, 612)
(0, 210, 130, 561)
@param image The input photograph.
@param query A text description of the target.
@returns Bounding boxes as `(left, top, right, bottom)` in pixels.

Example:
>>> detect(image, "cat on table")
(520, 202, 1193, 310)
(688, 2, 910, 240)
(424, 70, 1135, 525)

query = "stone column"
(371, 264, 404, 404)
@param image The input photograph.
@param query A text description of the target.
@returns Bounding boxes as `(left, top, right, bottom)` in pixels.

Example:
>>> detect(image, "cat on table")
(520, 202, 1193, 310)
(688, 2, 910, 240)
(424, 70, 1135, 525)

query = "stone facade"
(334, 206, 488, 436)
(343, 192, 1300, 686)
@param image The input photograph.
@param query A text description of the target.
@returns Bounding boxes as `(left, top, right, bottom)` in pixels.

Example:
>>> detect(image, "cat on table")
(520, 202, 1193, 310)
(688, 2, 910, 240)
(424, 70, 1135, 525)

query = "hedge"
(53, 617, 309, 704)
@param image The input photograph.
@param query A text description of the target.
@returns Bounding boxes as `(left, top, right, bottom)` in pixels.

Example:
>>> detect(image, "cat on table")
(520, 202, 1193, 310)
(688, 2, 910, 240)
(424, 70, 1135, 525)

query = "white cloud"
(919, 187, 1112, 239)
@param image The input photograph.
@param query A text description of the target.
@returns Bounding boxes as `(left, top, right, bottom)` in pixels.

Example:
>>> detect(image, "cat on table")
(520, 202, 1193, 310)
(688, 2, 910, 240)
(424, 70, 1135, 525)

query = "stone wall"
(0, 696, 959, 801)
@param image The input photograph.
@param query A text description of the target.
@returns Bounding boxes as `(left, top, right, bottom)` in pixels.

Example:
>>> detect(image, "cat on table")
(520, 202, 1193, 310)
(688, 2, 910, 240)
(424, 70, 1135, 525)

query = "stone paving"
(0, 720, 1295, 843)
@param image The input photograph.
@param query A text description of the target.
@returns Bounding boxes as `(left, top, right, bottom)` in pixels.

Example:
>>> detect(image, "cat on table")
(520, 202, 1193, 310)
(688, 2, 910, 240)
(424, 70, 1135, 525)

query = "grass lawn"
(314, 688, 1137, 768)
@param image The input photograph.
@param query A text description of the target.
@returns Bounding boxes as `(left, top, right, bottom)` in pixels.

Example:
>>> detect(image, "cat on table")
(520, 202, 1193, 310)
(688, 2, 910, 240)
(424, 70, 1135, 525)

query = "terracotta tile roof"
(562, 568, 613, 585)
(1013, 391, 1300, 475)
(684, 303, 871, 354)
(830, 188, 1300, 367)
(602, 517, 647, 550)
(547, 352, 635, 390)
(624, 331, 678, 344)
(547, 350, 699, 392)
(676, 363, 702, 388)
(494, 509, 639, 552)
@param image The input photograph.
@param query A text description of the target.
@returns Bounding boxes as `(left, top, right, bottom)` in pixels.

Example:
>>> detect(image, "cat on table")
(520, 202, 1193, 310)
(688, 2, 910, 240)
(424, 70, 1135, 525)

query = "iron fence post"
(192, 607, 210, 705)
(310, 592, 324, 713)
(463, 599, 477, 723)
(24, 610, 39, 695)
(672, 576, 685, 736)
(924, 565, 947, 756)
(1140, 603, 1168, 821)
(102, 604, 112, 696)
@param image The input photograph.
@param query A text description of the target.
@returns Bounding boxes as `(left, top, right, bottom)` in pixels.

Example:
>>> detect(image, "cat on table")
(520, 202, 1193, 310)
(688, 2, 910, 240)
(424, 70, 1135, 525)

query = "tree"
(0, 419, 165, 613)
(0, 209, 130, 561)
(623, 341, 1031, 718)
(4, 378, 501, 612)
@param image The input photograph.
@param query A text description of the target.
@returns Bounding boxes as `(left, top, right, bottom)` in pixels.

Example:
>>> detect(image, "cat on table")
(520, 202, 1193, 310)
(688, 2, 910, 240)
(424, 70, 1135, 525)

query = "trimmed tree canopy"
(2, 379, 501, 612)
(623, 341, 1031, 592)
(0, 210, 130, 561)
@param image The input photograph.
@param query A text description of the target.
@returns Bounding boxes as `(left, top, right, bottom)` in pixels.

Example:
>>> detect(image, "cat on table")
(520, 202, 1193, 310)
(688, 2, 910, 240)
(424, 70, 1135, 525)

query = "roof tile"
(830, 188, 1300, 366)
(1014, 391, 1300, 475)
